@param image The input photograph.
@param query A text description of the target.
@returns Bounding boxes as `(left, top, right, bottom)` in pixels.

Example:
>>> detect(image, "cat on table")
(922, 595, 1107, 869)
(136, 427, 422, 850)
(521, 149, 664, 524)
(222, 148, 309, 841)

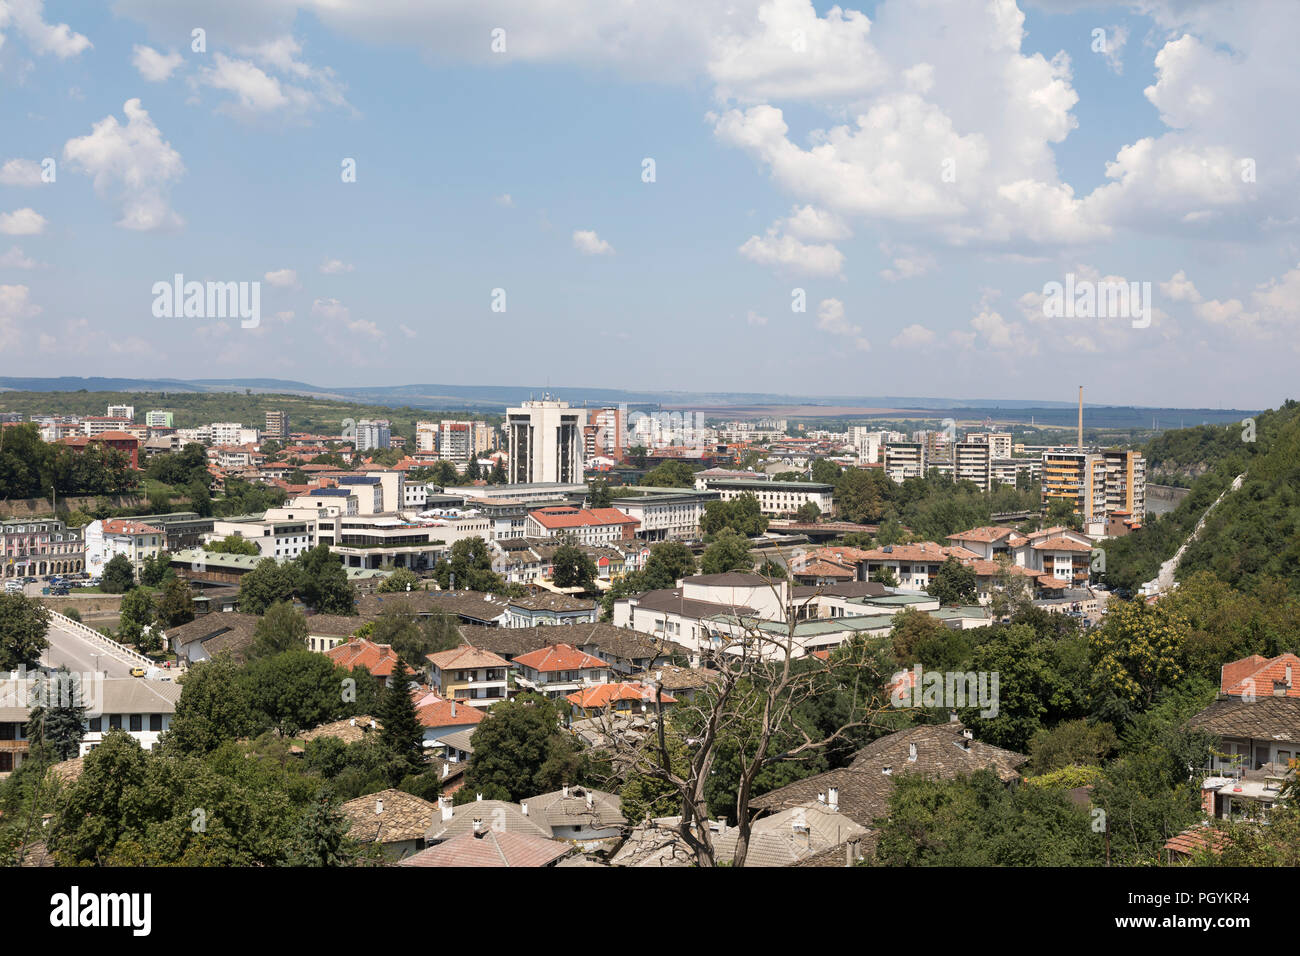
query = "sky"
(0, 0, 1297, 410)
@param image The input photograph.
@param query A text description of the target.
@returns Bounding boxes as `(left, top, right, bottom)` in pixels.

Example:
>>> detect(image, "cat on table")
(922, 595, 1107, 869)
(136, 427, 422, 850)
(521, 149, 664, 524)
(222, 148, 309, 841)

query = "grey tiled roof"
(1188, 696, 1300, 742)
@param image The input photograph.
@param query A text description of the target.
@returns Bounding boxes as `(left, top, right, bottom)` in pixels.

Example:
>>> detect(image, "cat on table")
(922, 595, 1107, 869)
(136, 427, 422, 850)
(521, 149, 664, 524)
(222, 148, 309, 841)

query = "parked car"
(129, 666, 147, 678)
(4, 580, 23, 593)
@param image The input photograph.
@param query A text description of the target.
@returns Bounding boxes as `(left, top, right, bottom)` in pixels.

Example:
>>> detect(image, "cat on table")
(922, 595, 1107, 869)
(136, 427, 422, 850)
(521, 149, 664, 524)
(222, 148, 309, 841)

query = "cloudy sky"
(0, 0, 1296, 409)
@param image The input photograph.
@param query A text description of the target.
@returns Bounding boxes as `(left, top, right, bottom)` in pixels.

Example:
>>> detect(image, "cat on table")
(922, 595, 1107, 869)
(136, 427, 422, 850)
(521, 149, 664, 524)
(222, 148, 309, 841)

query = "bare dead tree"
(590, 543, 893, 867)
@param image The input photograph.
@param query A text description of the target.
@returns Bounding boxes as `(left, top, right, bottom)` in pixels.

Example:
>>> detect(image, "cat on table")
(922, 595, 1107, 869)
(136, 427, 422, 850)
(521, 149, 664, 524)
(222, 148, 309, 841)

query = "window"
(109, 714, 122, 730)
(88, 717, 102, 732)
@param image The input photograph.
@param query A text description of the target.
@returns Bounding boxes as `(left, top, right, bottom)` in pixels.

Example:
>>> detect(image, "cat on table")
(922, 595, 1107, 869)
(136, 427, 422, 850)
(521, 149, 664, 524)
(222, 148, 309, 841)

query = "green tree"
(700, 529, 753, 575)
(155, 576, 196, 628)
(117, 587, 156, 647)
(48, 729, 150, 864)
(926, 556, 978, 606)
(139, 551, 173, 587)
(251, 600, 309, 658)
(238, 558, 299, 615)
(432, 537, 506, 593)
(641, 461, 696, 488)
(0, 594, 50, 670)
(287, 788, 361, 866)
(377, 567, 421, 594)
(461, 694, 585, 802)
(25, 670, 86, 761)
(242, 649, 349, 736)
(1090, 599, 1189, 721)
(204, 534, 261, 556)
(641, 541, 696, 590)
(811, 459, 842, 485)
(795, 500, 821, 523)
(166, 655, 254, 756)
(552, 544, 597, 590)
(835, 468, 891, 524)
(701, 493, 768, 538)
(588, 477, 613, 508)
(101, 553, 136, 593)
(295, 545, 356, 615)
(377, 658, 424, 784)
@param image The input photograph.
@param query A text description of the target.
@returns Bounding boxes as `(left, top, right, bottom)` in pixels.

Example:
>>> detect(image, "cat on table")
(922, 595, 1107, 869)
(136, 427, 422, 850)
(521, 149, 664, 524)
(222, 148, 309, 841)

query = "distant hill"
(0, 376, 1259, 424)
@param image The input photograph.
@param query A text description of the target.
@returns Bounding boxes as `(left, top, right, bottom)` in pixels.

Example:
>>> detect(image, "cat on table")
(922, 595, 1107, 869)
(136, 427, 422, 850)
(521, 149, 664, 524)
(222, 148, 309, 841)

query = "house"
(1164, 826, 1231, 863)
(855, 543, 980, 593)
(747, 722, 1027, 860)
(518, 785, 626, 840)
(612, 801, 867, 867)
(426, 646, 510, 708)
(84, 518, 165, 580)
(167, 613, 260, 664)
(81, 679, 184, 754)
(511, 643, 612, 699)
(549, 622, 677, 675)
(566, 682, 676, 718)
(628, 664, 717, 702)
(326, 638, 404, 687)
(299, 715, 381, 745)
(424, 796, 553, 843)
(0, 703, 29, 776)
(412, 690, 486, 750)
(340, 789, 438, 860)
(302, 614, 366, 653)
(504, 592, 598, 628)
(399, 827, 572, 867)
(1187, 688, 1300, 819)
(1220, 653, 1300, 700)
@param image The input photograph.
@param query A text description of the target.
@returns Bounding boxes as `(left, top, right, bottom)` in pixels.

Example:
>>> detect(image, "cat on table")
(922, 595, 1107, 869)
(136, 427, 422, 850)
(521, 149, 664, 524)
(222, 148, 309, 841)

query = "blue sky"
(1, 0, 1297, 410)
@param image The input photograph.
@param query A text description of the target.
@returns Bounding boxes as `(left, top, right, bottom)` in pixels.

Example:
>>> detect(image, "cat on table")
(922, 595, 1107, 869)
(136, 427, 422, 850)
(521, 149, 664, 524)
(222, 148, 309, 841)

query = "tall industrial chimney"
(1077, 386, 1084, 449)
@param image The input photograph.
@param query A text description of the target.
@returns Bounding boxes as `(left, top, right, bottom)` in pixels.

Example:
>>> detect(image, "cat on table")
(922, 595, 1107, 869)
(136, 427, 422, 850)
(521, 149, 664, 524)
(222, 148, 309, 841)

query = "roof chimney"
(521, 802, 528, 816)
(472, 818, 484, 835)
(827, 787, 839, 811)
(440, 798, 453, 822)
(475, 792, 483, 802)
(349, 717, 356, 726)
(585, 791, 594, 810)
(375, 798, 384, 815)
(816, 791, 826, 804)
(562, 784, 569, 798)
(450, 700, 456, 717)
(908, 742, 917, 762)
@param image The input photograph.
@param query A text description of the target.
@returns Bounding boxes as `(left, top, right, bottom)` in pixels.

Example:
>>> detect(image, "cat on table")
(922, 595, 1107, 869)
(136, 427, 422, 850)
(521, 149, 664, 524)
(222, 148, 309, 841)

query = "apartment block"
(953, 442, 993, 492)
(1041, 450, 1108, 521)
(1102, 449, 1147, 518)
(883, 442, 926, 483)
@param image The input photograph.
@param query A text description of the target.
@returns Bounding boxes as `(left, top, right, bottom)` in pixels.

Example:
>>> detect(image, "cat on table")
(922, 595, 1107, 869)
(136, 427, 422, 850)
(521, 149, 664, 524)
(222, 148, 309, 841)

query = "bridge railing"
(47, 610, 154, 668)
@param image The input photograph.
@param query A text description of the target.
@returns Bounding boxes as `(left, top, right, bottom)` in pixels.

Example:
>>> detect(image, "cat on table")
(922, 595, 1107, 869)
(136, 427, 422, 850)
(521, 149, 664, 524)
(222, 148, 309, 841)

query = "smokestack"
(1078, 385, 1084, 450)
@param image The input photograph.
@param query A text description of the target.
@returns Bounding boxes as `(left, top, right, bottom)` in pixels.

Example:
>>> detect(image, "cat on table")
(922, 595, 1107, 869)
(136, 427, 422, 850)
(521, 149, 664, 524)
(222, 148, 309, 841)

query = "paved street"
(42, 619, 141, 679)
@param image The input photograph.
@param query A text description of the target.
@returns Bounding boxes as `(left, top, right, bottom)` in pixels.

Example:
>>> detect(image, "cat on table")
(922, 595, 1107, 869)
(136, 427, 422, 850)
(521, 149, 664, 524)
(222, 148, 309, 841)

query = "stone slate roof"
(424, 799, 552, 843)
(167, 612, 260, 661)
(341, 789, 439, 844)
(749, 723, 1028, 827)
(299, 715, 380, 745)
(518, 786, 626, 831)
(631, 588, 756, 620)
(1187, 696, 1300, 743)
(399, 829, 571, 867)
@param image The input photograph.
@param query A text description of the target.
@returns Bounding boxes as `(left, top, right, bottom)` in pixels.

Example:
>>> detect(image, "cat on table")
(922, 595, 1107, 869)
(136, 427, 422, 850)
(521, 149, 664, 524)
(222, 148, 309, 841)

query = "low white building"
(80, 679, 183, 755)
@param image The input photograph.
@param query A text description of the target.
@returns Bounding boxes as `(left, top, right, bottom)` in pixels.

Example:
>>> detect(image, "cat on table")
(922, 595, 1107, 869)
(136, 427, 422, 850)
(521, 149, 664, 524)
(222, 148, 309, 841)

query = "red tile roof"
(946, 526, 1014, 544)
(326, 638, 400, 677)
(566, 682, 676, 709)
(412, 693, 485, 729)
(513, 643, 609, 673)
(101, 519, 162, 535)
(529, 507, 638, 530)
(1031, 537, 1092, 552)
(1220, 653, 1300, 699)
(427, 645, 510, 671)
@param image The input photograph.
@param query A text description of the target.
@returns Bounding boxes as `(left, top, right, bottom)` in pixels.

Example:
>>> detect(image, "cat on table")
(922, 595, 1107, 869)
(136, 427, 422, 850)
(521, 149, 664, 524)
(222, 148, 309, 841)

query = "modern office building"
(506, 398, 587, 484)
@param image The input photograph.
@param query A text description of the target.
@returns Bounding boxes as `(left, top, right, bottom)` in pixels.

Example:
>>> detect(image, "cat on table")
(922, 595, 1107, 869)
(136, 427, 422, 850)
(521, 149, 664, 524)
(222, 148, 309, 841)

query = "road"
(1143, 473, 1245, 595)
(42, 619, 140, 678)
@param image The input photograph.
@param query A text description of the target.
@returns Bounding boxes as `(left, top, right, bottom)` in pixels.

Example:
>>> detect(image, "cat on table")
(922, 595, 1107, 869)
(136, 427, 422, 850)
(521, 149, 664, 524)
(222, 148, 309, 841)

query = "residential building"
(883, 442, 926, 482)
(519, 786, 626, 840)
(1041, 450, 1108, 521)
(84, 518, 164, 579)
(506, 398, 588, 484)
(79, 679, 183, 755)
(967, 432, 1013, 458)
(504, 592, 598, 627)
(434, 420, 494, 463)
(1, 518, 85, 578)
(327, 638, 403, 685)
(341, 789, 437, 861)
(208, 510, 314, 560)
(953, 442, 993, 492)
(613, 488, 719, 541)
(356, 419, 392, 452)
(426, 646, 511, 707)
(1103, 449, 1147, 518)
(399, 826, 572, 867)
(264, 409, 290, 441)
(511, 643, 612, 698)
(145, 410, 174, 428)
(106, 404, 135, 420)
(566, 682, 676, 719)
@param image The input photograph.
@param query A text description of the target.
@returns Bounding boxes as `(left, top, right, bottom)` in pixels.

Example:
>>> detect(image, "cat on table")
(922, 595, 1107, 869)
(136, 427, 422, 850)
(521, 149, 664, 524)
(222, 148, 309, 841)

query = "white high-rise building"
(356, 420, 391, 452)
(506, 398, 587, 484)
(850, 427, 882, 464)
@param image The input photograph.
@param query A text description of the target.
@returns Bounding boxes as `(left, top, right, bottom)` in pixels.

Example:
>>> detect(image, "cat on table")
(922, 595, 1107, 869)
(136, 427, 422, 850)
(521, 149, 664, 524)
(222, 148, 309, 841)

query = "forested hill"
(1104, 400, 1300, 593)
(1143, 411, 1276, 484)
